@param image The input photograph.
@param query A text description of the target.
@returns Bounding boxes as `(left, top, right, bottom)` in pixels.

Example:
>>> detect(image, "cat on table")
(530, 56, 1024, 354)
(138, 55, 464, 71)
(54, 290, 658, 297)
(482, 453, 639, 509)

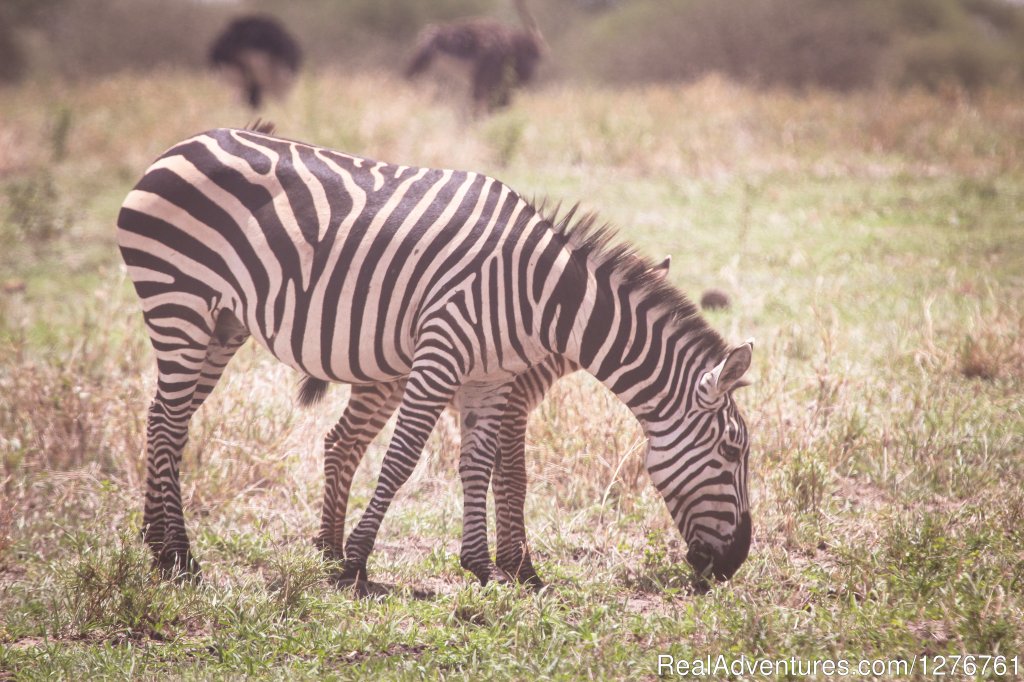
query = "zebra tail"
(297, 376, 330, 407)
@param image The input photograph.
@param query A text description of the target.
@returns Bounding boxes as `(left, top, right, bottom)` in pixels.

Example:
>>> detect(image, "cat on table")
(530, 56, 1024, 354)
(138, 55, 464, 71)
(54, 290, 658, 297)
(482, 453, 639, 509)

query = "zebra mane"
(532, 201, 729, 355)
(245, 118, 277, 135)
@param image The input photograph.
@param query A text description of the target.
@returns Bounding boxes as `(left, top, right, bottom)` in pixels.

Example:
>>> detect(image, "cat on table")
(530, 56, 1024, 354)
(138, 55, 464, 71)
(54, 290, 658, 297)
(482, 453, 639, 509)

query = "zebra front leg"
(493, 356, 575, 587)
(492, 391, 542, 588)
(454, 382, 512, 585)
(316, 380, 405, 561)
(340, 343, 460, 586)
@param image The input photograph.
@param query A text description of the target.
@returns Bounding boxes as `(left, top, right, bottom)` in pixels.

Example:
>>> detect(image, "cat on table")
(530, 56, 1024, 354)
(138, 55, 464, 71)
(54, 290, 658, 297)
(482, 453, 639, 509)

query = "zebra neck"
(552, 271, 721, 415)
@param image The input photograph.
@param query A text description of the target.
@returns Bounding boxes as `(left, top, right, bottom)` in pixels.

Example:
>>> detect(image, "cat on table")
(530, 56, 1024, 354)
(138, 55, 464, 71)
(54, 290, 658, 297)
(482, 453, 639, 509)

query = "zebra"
(117, 126, 755, 586)
(302, 256, 670, 588)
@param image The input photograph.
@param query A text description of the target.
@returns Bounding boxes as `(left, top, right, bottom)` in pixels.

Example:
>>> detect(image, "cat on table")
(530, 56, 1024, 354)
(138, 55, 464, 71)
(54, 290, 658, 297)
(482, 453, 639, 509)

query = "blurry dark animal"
(700, 288, 731, 310)
(209, 15, 302, 109)
(406, 0, 546, 111)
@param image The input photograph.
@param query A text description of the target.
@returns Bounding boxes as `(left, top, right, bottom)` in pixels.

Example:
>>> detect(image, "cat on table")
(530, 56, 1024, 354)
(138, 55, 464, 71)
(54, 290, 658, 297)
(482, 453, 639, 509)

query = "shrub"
(52, 530, 197, 640)
(8, 0, 1024, 90)
(901, 34, 1018, 91)
(1, 170, 71, 251)
(560, 0, 1024, 91)
(42, 0, 228, 79)
(0, 21, 28, 83)
(0, 1, 66, 82)
(560, 0, 885, 89)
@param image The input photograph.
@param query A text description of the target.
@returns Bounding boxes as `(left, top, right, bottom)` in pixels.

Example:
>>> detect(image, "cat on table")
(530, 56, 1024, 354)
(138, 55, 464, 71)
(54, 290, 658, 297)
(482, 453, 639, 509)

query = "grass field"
(1, 70, 1023, 679)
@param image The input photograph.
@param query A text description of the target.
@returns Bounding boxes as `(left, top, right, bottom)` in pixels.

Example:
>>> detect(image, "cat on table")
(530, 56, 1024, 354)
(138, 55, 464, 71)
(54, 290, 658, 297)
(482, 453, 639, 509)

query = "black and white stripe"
(118, 127, 754, 584)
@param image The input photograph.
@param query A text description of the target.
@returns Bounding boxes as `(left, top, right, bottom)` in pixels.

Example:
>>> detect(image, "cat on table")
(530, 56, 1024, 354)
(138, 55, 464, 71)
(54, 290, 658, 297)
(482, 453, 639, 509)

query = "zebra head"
(644, 339, 754, 581)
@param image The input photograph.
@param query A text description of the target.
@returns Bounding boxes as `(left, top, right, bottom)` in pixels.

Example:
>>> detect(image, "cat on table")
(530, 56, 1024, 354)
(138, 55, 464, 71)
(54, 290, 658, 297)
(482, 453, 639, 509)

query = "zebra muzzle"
(686, 512, 752, 581)
(686, 543, 715, 579)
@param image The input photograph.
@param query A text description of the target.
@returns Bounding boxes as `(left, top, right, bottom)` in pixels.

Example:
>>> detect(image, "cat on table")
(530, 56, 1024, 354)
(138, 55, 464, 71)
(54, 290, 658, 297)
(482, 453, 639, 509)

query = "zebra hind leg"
(340, 336, 462, 589)
(315, 380, 405, 562)
(142, 309, 248, 582)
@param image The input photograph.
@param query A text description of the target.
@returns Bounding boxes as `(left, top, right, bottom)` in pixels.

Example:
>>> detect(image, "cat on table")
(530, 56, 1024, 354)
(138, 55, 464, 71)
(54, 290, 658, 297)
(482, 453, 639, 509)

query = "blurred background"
(3, 0, 1024, 92)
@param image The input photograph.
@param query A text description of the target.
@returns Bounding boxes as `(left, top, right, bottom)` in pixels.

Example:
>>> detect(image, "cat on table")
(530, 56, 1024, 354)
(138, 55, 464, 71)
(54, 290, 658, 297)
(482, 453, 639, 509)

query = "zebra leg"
(189, 311, 250, 416)
(492, 358, 573, 587)
(492, 388, 542, 587)
(339, 340, 461, 585)
(454, 382, 512, 585)
(315, 380, 406, 561)
(142, 309, 247, 581)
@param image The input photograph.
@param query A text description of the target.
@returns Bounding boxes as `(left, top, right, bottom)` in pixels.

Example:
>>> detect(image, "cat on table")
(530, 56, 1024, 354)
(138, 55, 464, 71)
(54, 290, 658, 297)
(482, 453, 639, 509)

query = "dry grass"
(956, 305, 1024, 381)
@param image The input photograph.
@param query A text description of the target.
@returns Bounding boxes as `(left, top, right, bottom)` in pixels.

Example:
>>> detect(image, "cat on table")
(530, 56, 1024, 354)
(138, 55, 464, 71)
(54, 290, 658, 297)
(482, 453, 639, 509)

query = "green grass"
(2, 71, 1023, 679)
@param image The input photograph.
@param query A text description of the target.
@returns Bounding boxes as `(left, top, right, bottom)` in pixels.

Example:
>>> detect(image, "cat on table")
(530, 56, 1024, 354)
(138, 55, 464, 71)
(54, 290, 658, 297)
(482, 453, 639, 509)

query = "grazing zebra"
(303, 257, 670, 587)
(117, 127, 754, 585)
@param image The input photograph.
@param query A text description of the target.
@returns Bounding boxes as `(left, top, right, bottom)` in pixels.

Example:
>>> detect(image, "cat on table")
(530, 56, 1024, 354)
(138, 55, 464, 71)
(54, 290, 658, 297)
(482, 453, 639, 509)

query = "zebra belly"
(231, 276, 417, 385)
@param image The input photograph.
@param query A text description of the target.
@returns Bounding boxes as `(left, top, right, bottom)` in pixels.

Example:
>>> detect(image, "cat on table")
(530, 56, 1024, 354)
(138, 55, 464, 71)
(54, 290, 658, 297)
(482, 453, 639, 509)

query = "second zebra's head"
(643, 339, 754, 581)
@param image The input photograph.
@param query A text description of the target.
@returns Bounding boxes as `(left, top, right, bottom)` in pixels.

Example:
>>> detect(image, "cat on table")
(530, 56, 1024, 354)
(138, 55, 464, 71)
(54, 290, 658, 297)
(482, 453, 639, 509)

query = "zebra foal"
(117, 127, 754, 586)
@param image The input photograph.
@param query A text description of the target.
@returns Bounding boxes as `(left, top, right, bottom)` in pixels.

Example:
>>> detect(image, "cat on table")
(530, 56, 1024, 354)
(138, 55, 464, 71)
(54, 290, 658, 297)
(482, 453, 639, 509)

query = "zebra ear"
(730, 378, 753, 391)
(652, 255, 671, 279)
(699, 339, 753, 403)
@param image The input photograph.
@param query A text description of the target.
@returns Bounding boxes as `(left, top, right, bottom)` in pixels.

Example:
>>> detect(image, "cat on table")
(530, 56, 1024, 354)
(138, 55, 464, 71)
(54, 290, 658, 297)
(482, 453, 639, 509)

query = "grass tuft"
(51, 530, 196, 641)
(1, 170, 72, 254)
(263, 547, 330, 619)
(957, 314, 1024, 381)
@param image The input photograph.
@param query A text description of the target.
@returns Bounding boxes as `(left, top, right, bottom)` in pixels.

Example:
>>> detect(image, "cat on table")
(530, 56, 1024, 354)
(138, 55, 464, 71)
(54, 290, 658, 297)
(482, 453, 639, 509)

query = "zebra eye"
(720, 443, 742, 462)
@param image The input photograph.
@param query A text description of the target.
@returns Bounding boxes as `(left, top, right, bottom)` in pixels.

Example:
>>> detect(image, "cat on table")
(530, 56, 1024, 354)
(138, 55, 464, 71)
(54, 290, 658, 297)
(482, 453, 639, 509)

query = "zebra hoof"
(333, 564, 389, 599)
(156, 550, 202, 584)
(337, 559, 367, 583)
(313, 537, 345, 563)
(346, 579, 390, 599)
(471, 564, 513, 586)
(497, 558, 544, 590)
(517, 570, 545, 592)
